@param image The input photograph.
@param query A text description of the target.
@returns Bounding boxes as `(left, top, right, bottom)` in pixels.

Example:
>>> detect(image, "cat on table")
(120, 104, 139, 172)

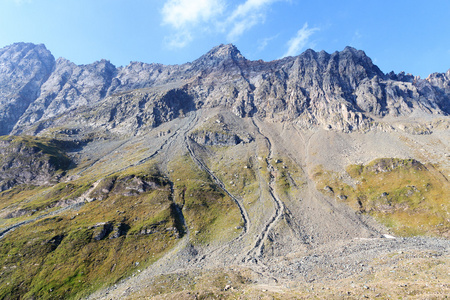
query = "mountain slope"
(0, 43, 448, 299)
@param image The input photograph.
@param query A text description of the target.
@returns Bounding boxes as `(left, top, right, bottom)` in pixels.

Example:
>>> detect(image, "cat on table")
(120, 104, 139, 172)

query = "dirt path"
(0, 179, 106, 240)
(245, 118, 285, 259)
(0, 201, 84, 240)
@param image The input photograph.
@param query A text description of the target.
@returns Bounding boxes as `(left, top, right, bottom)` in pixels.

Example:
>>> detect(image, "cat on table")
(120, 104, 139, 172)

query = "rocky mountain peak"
(0, 42, 55, 135)
(194, 44, 246, 66)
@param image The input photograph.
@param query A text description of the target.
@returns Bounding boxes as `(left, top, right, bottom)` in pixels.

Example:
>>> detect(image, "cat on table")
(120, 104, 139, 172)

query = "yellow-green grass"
(190, 116, 230, 136)
(0, 135, 72, 172)
(313, 158, 450, 238)
(271, 156, 306, 200)
(0, 164, 181, 299)
(168, 154, 243, 245)
(0, 183, 92, 228)
(204, 147, 258, 198)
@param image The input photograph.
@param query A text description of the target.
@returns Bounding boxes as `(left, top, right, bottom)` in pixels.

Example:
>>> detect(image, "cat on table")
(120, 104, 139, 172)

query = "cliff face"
(0, 43, 448, 135)
(0, 43, 55, 135)
(0, 136, 72, 191)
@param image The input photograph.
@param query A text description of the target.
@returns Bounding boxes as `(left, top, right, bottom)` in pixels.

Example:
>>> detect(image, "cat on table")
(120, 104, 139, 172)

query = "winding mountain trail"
(0, 179, 106, 240)
(0, 201, 85, 240)
(246, 118, 285, 259)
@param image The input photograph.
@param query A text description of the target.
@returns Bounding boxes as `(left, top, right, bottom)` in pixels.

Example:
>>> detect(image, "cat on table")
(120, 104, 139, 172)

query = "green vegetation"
(0, 135, 72, 171)
(0, 147, 245, 299)
(207, 149, 258, 198)
(272, 156, 305, 198)
(0, 163, 181, 299)
(191, 117, 230, 136)
(313, 158, 450, 237)
(168, 154, 242, 245)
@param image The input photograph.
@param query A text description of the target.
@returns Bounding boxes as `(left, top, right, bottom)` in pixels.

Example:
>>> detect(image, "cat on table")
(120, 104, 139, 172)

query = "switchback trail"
(0, 180, 106, 240)
(0, 202, 84, 240)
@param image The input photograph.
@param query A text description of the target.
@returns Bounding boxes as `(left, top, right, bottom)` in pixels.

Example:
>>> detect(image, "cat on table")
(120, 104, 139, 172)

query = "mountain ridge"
(0, 42, 449, 136)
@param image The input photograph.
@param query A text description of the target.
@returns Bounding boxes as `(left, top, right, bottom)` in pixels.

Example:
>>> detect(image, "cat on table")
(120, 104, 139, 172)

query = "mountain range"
(0, 42, 449, 299)
(1, 42, 449, 137)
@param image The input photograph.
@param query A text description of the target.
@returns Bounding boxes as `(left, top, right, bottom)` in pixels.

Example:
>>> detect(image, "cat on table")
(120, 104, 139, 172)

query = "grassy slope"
(168, 153, 242, 245)
(313, 158, 450, 238)
(0, 135, 72, 171)
(0, 163, 181, 299)
(0, 148, 244, 299)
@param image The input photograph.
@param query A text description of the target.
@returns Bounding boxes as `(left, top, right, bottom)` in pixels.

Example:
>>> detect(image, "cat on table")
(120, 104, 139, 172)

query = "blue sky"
(1, 0, 449, 78)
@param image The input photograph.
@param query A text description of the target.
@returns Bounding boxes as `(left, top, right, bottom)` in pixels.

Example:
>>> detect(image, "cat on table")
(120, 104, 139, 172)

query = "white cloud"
(282, 23, 319, 58)
(257, 35, 278, 51)
(161, 0, 284, 48)
(162, 0, 224, 49)
(164, 31, 193, 49)
(162, 0, 224, 29)
(226, 0, 279, 41)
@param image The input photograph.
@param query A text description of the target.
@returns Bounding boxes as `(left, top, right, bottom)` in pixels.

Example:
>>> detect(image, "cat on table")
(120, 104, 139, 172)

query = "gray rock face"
(0, 137, 72, 191)
(0, 42, 449, 135)
(13, 58, 116, 131)
(424, 70, 450, 114)
(190, 130, 243, 146)
(0, 43, 55, 135)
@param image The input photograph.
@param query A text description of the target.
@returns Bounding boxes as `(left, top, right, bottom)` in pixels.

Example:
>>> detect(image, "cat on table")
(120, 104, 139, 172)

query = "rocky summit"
(0, 43, 449, 299)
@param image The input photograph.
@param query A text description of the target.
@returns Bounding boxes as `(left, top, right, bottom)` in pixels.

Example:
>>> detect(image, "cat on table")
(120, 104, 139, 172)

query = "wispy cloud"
(12, 0, 32, 4)
(282, 23, 319, 58)
(257, 35, 278, 51)
(225, 0, 279, 41)
(161, 0, 284, 48)
(164, 31, 193, 49)
(161, 0, 225, 48)
(350, 30, 363, 48)
(161, 0, 225, 29)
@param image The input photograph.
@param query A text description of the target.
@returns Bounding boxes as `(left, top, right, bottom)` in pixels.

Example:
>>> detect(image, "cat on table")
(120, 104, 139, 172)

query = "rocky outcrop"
(13, 58, 116, 131)
(0, 43, 55, 135)
(0, 136, 72, 191)
(88, 174, 164, 201)
(0, 43, 449, 135)
(424, 70, 450, 114)
(190, 131, 243, 146)
(22, 87, 196, 136)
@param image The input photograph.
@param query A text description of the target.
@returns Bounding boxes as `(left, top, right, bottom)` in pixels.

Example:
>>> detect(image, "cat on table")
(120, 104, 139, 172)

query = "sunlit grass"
(0, 162, 180, 299)
(313, 158, 450, 238)
(168, 153, 243, 245)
